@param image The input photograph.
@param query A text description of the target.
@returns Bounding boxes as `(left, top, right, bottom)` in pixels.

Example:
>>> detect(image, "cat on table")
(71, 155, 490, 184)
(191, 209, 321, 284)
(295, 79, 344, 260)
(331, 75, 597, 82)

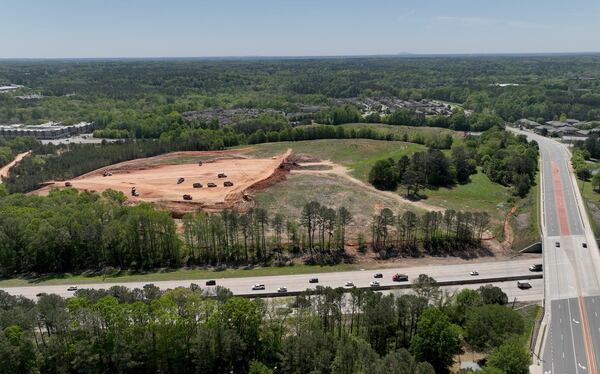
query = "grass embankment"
(577, 178, 600, 237)
(0, 263, 385, 287)
(510, 167, 541, 250)
(518, 304, 543, 347)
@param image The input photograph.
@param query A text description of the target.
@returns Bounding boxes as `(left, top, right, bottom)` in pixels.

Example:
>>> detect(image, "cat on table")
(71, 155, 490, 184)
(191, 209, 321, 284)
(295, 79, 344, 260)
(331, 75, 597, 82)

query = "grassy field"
(423, 168, 512, 222)
(338, 123, 462, 139)
(244, 138, 425, 181)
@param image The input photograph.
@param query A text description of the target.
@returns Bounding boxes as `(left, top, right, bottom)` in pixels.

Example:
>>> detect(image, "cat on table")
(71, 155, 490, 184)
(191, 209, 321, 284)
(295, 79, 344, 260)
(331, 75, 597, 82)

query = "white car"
(277, 286, 288, 293)
(344, 281, 355, 288)
(252, 284, 265, 290)
(370, 281, 380, 287)
(470, 271, 479, 276)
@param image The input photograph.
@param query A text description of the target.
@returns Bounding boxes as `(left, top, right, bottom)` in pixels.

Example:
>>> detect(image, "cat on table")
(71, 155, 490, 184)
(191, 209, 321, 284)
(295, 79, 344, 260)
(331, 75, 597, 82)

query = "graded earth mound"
(35, 149, 292, 215)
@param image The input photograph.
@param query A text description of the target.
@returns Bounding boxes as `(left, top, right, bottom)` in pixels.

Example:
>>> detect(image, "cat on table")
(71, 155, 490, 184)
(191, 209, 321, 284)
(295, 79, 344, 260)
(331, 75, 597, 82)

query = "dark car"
(555, 242, 560, 247)
(517, 281, 532, 289)
(374, 273, 383, 278)
(583, 243, 588, 248)
(205, 280, 216, 286)
(309, 278, 319, 283)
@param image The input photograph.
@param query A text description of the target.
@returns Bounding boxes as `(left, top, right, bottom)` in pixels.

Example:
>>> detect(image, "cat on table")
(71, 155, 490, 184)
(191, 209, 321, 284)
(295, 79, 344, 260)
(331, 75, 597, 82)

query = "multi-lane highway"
(0, 258, 542, 300)
(510, 127, 600, 374)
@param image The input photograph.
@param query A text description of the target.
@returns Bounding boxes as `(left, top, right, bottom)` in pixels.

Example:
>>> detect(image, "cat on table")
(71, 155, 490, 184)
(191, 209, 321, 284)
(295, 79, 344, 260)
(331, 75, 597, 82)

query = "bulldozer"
(207, 182, 217, 188)
(65, 182, 72, 187)
(193, 183, 203, 188)
(223, 181, 234, 187)
(183, 194, 192, 200)
(217, 173, 227, 178)
(177, 177, 185, 184)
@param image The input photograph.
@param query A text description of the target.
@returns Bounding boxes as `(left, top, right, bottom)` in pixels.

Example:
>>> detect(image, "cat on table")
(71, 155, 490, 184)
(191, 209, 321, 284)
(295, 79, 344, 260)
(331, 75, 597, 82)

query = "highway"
(0, 258, 543, 300)
(510, 128, 600, 374)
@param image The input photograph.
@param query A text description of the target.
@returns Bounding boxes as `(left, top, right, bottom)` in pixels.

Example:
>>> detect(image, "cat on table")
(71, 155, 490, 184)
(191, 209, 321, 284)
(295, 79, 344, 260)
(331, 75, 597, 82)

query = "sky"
(2, 0, 600, 58)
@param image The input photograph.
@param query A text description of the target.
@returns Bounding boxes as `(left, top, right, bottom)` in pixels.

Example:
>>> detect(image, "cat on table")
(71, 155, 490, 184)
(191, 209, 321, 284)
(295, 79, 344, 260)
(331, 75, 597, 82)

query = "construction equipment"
(132, 190, 140, 197)
(65, 182, 72, 187)
(198, 161, 203, 166)
(207, 182, 217, 188)
(193, 183, 203, 188)
(177, 177, 185, 184)
(183, 194, 192, 200)
(223, 181, 233, 187)
(217, 173, 227, 178)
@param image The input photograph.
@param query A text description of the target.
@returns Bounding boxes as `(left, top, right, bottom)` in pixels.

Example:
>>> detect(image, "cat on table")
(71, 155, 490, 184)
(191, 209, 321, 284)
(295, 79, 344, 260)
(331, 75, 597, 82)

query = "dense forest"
(0, 278, 530, 373)
(0, 188, 489, 276)
(1, 56, 600, 139)
(369, 127, 538, 197)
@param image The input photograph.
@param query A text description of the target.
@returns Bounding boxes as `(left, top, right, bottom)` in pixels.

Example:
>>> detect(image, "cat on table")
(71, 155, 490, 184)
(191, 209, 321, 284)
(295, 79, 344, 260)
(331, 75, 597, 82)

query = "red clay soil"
(34, 149, 292, 217)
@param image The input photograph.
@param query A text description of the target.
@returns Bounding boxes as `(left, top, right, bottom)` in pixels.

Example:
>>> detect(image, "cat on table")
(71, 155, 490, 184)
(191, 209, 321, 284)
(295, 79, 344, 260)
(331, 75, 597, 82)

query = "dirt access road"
(0, 151, 31, 183)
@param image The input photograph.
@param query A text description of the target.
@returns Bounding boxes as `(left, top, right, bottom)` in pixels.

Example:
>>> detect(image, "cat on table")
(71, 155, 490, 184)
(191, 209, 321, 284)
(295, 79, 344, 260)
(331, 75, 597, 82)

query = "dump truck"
(193, 183, 203, 188)
(183, 194, 192, 200)
(217, 173, 227, 178)
(207, 182, 217, 188)
(177, 177, 185, 184)
(223, 181, 234, 187)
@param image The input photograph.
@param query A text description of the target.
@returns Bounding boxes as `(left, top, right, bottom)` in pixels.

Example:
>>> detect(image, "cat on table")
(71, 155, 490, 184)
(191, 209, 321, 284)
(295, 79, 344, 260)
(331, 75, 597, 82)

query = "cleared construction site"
(34, 149, 292, 214)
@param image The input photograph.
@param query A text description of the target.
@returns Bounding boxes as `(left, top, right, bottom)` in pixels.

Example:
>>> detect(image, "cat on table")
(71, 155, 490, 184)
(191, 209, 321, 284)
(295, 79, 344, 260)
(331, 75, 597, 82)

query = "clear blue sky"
(2, 0, 599, 58)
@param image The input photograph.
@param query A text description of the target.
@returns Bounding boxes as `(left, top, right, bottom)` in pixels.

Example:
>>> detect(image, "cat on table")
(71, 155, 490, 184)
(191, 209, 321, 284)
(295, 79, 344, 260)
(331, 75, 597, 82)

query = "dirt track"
(0, 151, 31, 183)
(35, 149, 291, 212)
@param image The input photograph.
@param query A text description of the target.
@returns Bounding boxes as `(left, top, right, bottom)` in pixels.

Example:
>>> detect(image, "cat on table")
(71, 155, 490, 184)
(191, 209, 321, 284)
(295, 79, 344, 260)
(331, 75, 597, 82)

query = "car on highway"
(143, 283, 154, 288)
(344, 281, 355, 288)
(393, 273, 408, 282)
(529, 264, 543, 272)
(370, 281, 380, 287)
(277, 287, 287, 293)
(517, 281, 532, 289)
(470, 271, 479, 276)
(309, 278, 319, 283)
(67, 286, 78, 291)
(374, 273, 383, 278)
(555, 241, 560, 247)
(205, 280, 216, 286)
(36, 293, 43, 297)
(583, 242, 588, 248)
(252, 284, 265, 290)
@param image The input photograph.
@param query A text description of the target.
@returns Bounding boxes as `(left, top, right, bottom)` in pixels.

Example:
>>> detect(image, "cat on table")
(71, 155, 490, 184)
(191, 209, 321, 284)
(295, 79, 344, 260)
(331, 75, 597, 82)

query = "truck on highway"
(529, 264, 543, 272)
(393, 273, 408, 282)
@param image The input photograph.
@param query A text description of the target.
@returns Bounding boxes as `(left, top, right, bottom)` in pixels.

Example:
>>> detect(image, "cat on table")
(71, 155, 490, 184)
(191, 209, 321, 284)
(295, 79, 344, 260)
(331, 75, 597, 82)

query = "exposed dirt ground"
(35, 149, 291, 216)
(0, 151, 31, 183)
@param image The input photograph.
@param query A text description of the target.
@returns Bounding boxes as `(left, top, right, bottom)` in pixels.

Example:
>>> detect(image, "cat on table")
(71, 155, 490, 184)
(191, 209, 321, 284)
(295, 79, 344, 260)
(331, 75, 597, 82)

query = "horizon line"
(1, 51, 600, 61)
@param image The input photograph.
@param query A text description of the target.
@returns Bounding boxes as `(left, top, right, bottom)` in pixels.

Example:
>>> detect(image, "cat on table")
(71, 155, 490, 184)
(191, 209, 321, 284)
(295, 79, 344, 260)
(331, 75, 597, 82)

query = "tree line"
(0, 188, 491, 276)
(0, 276, 530, 373)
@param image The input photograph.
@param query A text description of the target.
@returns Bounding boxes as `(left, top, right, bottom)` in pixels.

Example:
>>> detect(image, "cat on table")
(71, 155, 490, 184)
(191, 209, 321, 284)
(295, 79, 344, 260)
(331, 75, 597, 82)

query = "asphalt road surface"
(510, 127, 600, 374)
(0, 258, 542, 300)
